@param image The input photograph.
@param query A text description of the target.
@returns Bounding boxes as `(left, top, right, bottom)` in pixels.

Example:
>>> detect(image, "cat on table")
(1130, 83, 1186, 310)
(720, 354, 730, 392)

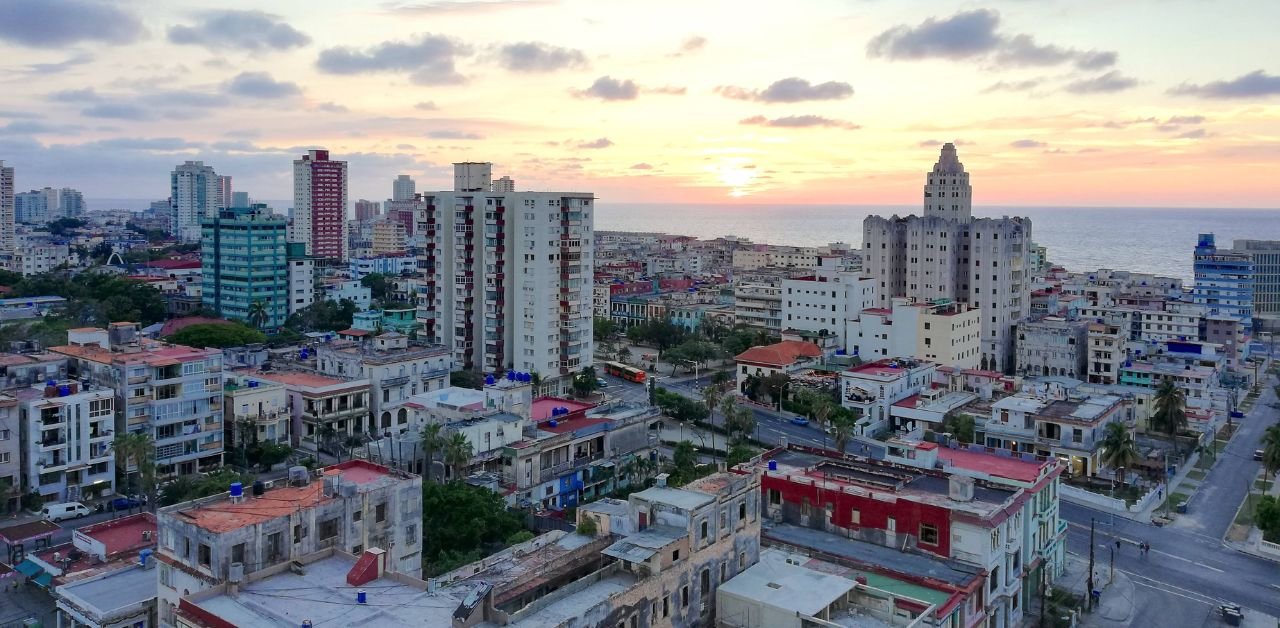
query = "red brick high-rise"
(291, 149, 348, 262)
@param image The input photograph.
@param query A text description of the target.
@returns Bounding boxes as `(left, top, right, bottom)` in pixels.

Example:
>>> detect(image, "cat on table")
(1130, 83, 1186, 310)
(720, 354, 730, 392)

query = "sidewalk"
(1059, 553, 1134, 627)
(1224, 469, 1280, 564)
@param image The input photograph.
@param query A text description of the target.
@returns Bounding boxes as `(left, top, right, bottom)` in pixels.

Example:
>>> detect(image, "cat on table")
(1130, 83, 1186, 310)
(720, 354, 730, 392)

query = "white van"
(41, 501, 91, 522)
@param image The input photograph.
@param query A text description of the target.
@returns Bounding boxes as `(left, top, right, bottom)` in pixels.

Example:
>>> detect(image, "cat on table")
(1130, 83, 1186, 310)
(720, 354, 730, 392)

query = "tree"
(940, 411, 976, 444)
(572, 366, 601, 398)
(593, 316, 616, 342)
(248, 442, 293, 471)
(158, 469, 256, 506)
(1256, 495, 1280, 543)
(450, 370, 486, 390)
(167, 323, 267, 348)
(727, 443, 757, 466)
(46, 217, 87, 236)
(704, 383, 725, 430)
(112, 432, 156, 509)
(722, 398, 756, 443)
(444, 432, 474, 480)
(1262, 423, 1280, 494)
(422, 482, 526, 576)
(285, 299, 357, 333)
(1099, 422, 1142, 490)
(615, 346, 633, 364)
(829, 408, 860, 453)
(760, 373, 790, 408)
(247, 300, 270, 330)
(420, 423, 446, 483)
(360, 273, 391, 302)
(1151, 380, 1188, 457)
(576, 515, 599, 537)
(670, 441, 698, 485)
(318, 424, 338, 456)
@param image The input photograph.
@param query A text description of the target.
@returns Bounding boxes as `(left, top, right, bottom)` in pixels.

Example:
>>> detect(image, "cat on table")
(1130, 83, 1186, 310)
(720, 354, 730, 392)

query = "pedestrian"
(1115, 539, 1122, 551)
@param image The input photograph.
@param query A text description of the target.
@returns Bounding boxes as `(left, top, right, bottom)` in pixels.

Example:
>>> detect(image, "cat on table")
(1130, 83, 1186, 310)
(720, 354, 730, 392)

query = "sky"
(1, 0, 1278, 209)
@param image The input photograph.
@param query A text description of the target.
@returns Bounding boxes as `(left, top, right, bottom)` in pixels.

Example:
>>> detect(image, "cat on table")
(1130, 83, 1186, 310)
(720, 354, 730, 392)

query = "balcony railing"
(382, 375, 411, 387)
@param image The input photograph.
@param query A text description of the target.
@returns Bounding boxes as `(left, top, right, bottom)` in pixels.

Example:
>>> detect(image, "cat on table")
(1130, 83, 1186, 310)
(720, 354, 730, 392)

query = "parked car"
(790, 416, 810, 427)
(112, 496, 143, 510)
(596, 378, 608, 388)
(42, 501, 91, 522)
(1255, 449, 1265, 461)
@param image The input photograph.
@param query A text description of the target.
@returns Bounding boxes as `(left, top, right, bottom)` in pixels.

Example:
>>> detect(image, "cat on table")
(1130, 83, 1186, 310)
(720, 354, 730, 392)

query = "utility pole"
(1087, 518, 1096, 612)
(1109, 545, 1115, 583)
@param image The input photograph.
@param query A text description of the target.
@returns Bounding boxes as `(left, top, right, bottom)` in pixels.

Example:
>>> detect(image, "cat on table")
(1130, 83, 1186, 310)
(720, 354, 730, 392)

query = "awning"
(33, 572, 53, 588)
(14, 559, 42, 578)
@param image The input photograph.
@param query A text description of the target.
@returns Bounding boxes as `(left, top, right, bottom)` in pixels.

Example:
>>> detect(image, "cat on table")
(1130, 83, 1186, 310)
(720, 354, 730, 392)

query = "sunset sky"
(1, 0, 1278, 208)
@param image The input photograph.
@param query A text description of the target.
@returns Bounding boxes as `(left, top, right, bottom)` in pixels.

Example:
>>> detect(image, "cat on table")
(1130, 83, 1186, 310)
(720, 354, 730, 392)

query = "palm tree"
(1099, 422, 1142, 491)
(247, 299, 270, 330)
(420, 423, 445, 482)
(317, 424, 338, 458)
(829, 410, 858, 454)
(443, 432, 474, 481)
(1152, 380, 1188, 457)
(112, 431, 156, 509)
(1262, 423, 1280, 494)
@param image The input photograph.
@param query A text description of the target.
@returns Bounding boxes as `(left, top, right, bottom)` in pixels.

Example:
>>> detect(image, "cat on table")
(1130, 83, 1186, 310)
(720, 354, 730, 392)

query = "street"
(602, 370, 1280, 626)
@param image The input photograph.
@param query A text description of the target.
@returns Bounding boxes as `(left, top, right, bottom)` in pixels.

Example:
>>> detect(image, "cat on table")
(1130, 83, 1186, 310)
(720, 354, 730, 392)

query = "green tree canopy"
(422, 482, 526, 576)
(360, 273, 391, 302)
(167, 323, 266, 348)
(285, 298, 357, 333)
(46, 217, 87, 236)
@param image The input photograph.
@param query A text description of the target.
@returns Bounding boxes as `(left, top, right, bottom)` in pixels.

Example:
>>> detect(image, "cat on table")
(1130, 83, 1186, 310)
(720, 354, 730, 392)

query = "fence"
(1060, 482, 1164, 514)
(1259, 539, 1280, 560)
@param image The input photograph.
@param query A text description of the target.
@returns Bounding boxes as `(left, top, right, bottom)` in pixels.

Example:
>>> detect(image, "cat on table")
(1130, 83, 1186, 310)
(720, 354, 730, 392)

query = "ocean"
(596, 204, 1280, 284)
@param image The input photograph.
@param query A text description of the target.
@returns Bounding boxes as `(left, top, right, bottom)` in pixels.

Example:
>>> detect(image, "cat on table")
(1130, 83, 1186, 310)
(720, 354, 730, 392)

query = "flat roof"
(539, 415, 608, 434)
(630, 485, 716, 511)
(0, 519, 60, 543)
(937, 448, 1046, 484)
(57, 564, 156, 615)
(255, 371, 369, 391)
(75, 512, 157, 556)
(602, 525, 684, 563)
(531, 397, 594, 421)
(765, 523, 979, 588)
(718, 549, 854, 616)
(846, 358, 930, 379)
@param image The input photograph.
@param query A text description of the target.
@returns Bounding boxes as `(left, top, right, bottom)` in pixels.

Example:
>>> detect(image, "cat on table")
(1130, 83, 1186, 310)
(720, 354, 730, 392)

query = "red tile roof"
(938, 448, 1044, 484)
(735, 340, 823, 367)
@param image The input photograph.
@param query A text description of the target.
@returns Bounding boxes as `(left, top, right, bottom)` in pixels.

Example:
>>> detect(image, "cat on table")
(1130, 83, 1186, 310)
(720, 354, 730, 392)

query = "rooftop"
(55, 564, 157, 617)
(51, 341, 219, 366)
(0, 519, 60, 543)
(937, 447, 1049, 484)
(846, 358, 931, 379)
(717, 548, 854, 617)
(631, 484, 717, 511)
(255, 370, 369, 391)
(735, 340, 823, 367)
(530, 396, 594, 421)
(602, 525, 685, 563)
(764, 523, 980, 589)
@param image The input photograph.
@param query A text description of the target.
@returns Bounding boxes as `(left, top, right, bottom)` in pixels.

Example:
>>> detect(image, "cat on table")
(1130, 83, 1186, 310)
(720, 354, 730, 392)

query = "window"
(700, 520, 708, 541)
(319, 518, 339, 539)
(662, 596, 669, 618)
(293, 524, 306, 543)
(376, 503, 387, 523)
(768, 489, 781, 505)
(231, 543, 244, 565)
(353, 509, 362, 522)
(681, 585, 689, 608)
(672, 549, 680, 561)
(886, 516, 896, 533)
(739, 502, 747, 521)
(738, 551, 746, 569)
(720, 561, 727, 582)
(160, 564, 172, 588)
(700, 568, 711, 594)
(850, 508, 860, 525)
(198, 543, 211, 568)
(920, 523, 939, 545)
(406, 524, 417, 545)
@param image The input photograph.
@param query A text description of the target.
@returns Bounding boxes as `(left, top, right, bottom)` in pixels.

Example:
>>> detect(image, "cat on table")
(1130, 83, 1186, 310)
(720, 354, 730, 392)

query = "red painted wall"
(761, 474, 953, 559)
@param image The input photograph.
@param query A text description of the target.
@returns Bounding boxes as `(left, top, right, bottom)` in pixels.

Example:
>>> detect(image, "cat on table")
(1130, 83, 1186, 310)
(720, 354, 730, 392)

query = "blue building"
(1193, 233, 1254, 332)
(201, 205, 289, 330)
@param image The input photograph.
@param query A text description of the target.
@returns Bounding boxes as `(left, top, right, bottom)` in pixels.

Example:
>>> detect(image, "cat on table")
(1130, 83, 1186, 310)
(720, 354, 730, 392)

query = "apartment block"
(52, 324, 226, 478)
(155, 460, 422, 626)
(16, 381, 115, 503)
(254, 371, 370, 453)
(314, 333, 451, 431)
(222, 373, 290, 450)
(1193, 233, 1253, 331)
(0, 160, 14, 260)
(1230, 239, 1280, 331)
(780, 270, 874, 348)
(864, 143, 1031, 373)
(1015, 317, 1089, 378)
(412, 163, 594, 392)
(1085, 322, 1127, 384)
(840, 358, 939, 436)
(0, 392, 18, 513)
(201, 205, 289, 330)
(286, 242, 315, 315)
(291, 149, 348, 262)
(171, 161, 219, 242)
(850, 297, 983, 368)
(734, 282, 782, 332)
(979, 389, 1126, 477)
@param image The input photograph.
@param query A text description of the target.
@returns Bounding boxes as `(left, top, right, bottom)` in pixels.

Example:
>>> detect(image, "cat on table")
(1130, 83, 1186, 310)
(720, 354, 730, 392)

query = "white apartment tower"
(494, 176, 516, 193)
(863, 143, 1031, 373)
(1, 160, 18, 259)
(215, 175, 232, 210)
(392, 174, 416, 201)
(413, 163, 593, 393)
(171, 161, 220, 242)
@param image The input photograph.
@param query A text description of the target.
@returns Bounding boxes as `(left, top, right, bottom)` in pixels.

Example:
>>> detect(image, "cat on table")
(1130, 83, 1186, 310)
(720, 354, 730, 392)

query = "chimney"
(948, 475, 974, 502)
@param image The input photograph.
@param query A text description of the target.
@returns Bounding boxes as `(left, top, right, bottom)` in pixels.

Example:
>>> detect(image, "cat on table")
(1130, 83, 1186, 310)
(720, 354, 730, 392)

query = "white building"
(780, 270, 875, 348)
(323, 279, 371, 309)
(17, 381, 115, 503)
(493, 175, 516, 193)
(287, 255, 315, 314)
(839, 358, 938, 435)
(0, 160, 14, 261)
(734, 282, 782, 332)
(412, 163, 593, 393)
(315, 333, 451, 431)
(864, 144, 1031, 373)
(14, 187, 60, 224)
(392, 174, 416, 201)
(13, 233, 72, 275)
(171, 161, 219, 242)
(848, 297, 983, 369)
(1015, 317, 1089, 378)
(215, 175, 232, 211)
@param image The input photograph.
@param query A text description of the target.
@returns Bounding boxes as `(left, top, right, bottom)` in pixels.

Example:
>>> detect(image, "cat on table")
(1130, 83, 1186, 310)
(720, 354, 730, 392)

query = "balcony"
(382, 375, 411, 387)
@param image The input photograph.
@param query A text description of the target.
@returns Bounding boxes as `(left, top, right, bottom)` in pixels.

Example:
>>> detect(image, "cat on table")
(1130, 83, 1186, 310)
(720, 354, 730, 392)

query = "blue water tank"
(767, 460, 777, 471)
(357, 590, 367, 604)
(248, 381, 259, 388)
(46, 379, 56, 387)
(58, 385, 71, 397)
(139, 548, 152, 567)
(549, 419, 558, 427)
(229, 482, 243, 497)
(507, 370, 516, 381)
(485, 374, 495, 386)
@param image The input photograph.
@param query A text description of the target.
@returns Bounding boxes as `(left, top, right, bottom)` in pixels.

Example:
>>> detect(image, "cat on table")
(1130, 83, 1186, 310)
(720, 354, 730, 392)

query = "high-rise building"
(355, 198, 380, 221)
(392, 174, 415, 201)
(171, 161, 220, 242)
(286, 242, 315, 314)
(413, 162, 593, 392)
(17, 380, 116, 503)
(291, 149, 348, 262)
(202, 204, 290, 330)
(370, 218, 407, 255)
(863, 143, 1031, 372)
(1193, 233, 1254, 332)
(493, 175, 515, 193)
(0, 160, 13, 260)
(231, 190, 250, 208)
(14, 187, 59, 224)
(58, 187, 84, 217)
(215, 174, 232, 210)
(1230, 239, 1280, 332)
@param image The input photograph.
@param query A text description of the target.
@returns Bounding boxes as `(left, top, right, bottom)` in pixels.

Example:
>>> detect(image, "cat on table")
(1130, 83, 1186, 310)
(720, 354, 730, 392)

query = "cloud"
(316, 34, 468, 85)
(48, 88, 101, 103)
(1169, 70, 1280, 99)
(645, 86, 687, 95)
(867, 9, 1002, 61)
(670, 36, 706, 57)
(158, 90, 230, 108)
(316, 102, 349, 113)
(396, 143, 417, 150)
(1165, 115, 1205, 125)
(497, 42, 587, 72)
(168, 10, 311, 52)
(917, 139, 971, 148)
(739, 115, 859, 130)
(86, 137, 202, 151)
(414, 101, 438, 110)
(23, 52, 94, 75)
(426, 130, 483, 139)
(716, 78, 853, 103)
(0, 0, 144, 48)
(1010, 139, 1046, 148)
(630, 163, 654, 170)
(0, 121, 82, 135)
(1064, 71, 1138, 94)
(382, 0, 551, 15)
(981, 79, 1043, 93)
(868, 9, 1118, 72)
(576, 138, 614, 149)
(81, 103, 150, 120)
(224, 72, 302, 98)
(1175, 128, 1209, 139)
(574, 76, 639, 101)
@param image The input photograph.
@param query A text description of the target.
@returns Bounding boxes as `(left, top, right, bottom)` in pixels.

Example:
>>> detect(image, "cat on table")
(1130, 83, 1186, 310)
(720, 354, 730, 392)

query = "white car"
(42, 501, 91, 522)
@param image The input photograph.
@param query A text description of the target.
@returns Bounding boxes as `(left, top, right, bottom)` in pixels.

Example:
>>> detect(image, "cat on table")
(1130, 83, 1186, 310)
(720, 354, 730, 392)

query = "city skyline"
(0, 0, 1278, 207)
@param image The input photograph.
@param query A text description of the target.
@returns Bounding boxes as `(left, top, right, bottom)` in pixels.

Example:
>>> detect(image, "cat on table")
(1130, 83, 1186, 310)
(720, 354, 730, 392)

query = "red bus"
(602, 361, 647, 383)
